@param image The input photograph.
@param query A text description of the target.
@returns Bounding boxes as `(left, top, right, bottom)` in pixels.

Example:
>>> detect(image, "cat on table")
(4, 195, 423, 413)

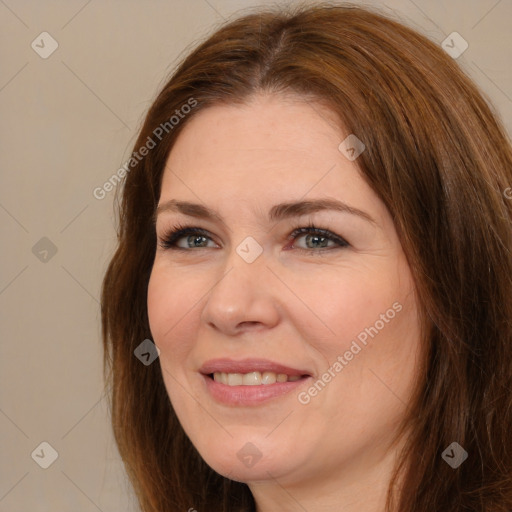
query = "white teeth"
(227, 373, 243, 386)
(261, 371, 277, 384)
(212, 371, 303, 386)
(242, 372, 261, 385)
(213, 372, 227, 384)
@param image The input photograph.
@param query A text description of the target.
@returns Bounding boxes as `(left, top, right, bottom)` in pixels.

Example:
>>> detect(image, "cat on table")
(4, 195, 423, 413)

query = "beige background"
(0, 0, 510, 510)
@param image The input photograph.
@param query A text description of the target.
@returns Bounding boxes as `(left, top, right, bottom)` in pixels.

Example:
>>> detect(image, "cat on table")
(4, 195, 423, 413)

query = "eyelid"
(157, 222, 350, 252)
(158, 225, 217, 250)
(288, 225, 349, 250)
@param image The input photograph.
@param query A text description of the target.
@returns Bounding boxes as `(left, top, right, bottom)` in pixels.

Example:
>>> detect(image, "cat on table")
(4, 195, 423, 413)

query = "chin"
(195, 434, 296, 483)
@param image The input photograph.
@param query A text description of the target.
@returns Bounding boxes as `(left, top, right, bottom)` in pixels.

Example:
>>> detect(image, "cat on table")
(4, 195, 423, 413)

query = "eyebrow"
(153, 198, 376, 226)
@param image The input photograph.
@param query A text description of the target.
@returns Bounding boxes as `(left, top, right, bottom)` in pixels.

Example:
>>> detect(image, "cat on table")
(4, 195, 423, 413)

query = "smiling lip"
(199, 358, 310, 377)
(199, 358, 312, 406)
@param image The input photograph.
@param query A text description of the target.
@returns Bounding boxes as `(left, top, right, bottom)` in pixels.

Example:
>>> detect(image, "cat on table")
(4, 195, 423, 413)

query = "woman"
(101, 2, 512, 511)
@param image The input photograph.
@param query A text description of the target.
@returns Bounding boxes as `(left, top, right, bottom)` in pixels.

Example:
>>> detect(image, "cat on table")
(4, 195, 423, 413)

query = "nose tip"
(200, 262, 280, 336)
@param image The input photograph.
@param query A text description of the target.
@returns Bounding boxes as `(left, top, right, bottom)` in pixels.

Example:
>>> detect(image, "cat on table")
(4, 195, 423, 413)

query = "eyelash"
(157, 222, 350, 255)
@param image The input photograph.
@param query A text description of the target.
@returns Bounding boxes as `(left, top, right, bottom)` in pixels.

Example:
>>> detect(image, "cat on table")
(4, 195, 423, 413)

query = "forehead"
(159, 94, 380, 222)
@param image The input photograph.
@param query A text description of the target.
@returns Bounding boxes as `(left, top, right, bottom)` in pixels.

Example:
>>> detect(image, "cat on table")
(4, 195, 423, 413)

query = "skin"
(147, 93, 422, 512)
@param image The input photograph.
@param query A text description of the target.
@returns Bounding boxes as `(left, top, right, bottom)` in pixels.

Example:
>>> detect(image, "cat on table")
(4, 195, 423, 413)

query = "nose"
(199, 244, 281, 336)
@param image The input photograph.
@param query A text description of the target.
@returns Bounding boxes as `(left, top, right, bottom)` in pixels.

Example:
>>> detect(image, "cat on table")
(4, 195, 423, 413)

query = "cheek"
(147, 267, 199, 417)
(147, 269, 170, 341)
(147, 269, 216, 448)
(300, 261, 418, 398)
(147, 265, 198, 361)
(301, 268, 399, 347)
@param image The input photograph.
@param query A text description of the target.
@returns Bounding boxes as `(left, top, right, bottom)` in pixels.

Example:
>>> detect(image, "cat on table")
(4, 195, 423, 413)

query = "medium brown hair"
(101, 2, 512, 510)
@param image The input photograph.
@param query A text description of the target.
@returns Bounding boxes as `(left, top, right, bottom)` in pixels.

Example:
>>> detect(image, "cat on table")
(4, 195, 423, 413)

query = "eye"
(158, 222, 350, 254)
(158, 224, 216, 250)
(288, 224, 349, 253)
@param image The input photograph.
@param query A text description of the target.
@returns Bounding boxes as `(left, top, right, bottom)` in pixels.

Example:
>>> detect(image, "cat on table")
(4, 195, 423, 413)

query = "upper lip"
(199, 358, 312, 377)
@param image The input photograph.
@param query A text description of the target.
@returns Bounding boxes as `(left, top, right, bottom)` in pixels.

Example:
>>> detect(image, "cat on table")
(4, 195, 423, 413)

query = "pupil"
(308, 235, 327, 248)
(190, 235, 206, 247)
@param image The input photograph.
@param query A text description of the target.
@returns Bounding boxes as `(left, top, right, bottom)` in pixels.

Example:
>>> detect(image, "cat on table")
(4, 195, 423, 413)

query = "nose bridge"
(200, 234, 279, 333)
(214, 233, 268, 302)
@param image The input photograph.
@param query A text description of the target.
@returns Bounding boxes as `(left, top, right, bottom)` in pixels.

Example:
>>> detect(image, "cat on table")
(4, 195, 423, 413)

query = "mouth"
(199, 358, 313, 406)
(208, 371, 306, 385)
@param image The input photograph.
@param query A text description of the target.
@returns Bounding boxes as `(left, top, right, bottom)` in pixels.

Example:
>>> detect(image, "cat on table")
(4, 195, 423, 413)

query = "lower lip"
(202, 374, 311, 406)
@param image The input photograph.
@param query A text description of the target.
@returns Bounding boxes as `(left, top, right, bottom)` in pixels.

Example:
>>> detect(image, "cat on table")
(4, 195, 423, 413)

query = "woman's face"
(147, 93, 422, 491)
